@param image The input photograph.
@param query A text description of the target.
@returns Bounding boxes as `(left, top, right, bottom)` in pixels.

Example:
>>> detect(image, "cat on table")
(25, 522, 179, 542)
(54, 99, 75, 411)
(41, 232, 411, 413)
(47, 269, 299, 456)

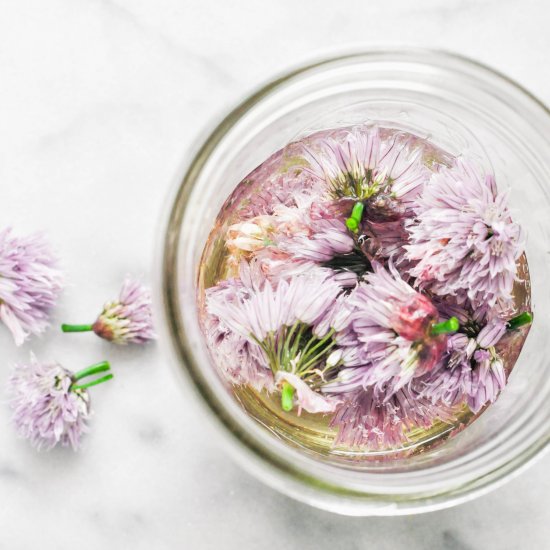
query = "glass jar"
(161, 49, 550, 515)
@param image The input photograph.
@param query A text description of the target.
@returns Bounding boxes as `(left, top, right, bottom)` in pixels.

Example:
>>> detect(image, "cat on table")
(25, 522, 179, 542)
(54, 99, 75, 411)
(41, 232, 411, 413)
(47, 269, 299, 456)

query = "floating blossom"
(330, 262, 456, 394)
(7, 355, 113, 450)
(0, 228, 63, 345)
(226, 201, 356, 280)
(328, 385, 456, 449)
(405, 160, 524, 309)
(204, 269, 273, 392)
(204, 314, 274, 392)
(206, 270, 344, 413)
(232, 147, 326, 219)
(275, 202, 355, 263)
(208, 270, 341, 341)
(226, 216, 276, 270)
(417, 317, 509, 413)
(302, 127, 430, 219)
(62, 278, 155, 344)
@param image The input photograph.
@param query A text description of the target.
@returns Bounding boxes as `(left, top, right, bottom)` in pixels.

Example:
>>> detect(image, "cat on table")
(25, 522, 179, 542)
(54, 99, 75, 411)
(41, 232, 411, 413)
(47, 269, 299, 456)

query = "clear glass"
(161, 49, 550, 515)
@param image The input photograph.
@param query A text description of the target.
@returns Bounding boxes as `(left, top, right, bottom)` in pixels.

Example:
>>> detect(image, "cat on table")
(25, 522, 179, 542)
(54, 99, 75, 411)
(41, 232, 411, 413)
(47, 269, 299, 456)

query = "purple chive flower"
(226, 215, 276, 273)
(275, 202, 355, 263)
(358, 218, 412, 268)
(231, 144, 326, 219)
(204, 269, 274, 392)
(0, 228, 63, 345)
(205, 269, 344, 414)
(205, 315, 274, 392)
(327, 385, 456, 449)
(302, 127, 430, 217)
(405, 160, 524, 309)
(207, 269, 341, 341)
(7, 354, 113, 451)
(226, 200, 356, 279)
(417, 317, 508, 413)
(329, 262, 453, 395)
(62, 278, 156, 344)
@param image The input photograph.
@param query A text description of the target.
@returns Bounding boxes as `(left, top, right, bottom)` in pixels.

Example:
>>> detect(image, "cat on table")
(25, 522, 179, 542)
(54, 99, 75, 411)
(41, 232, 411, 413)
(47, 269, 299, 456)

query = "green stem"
(281, 323, 299, 368)
(507, 311, 533, 330)
(298, 340, 337, 373)
(345, 201, 365, 234)
(345, 217, 359, 233)
(431, 316, 460, 336)
(300, 329, 335, 363)
(72, 373, 114, 391)
(289, 324, 307, 361)
(61, 323, 94, 333)
(73, 361, 111, 381)
(351, 201, 365, 221)
(252, 334, 279, 375)
(281, 382, 295, 412)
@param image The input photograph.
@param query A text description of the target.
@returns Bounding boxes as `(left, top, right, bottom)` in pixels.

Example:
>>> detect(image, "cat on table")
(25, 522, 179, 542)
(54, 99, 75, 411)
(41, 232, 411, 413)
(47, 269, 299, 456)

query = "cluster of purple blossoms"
(324, 262, 448, 395)
(415, 300, 510, 414)
(0, 228, 63, 345)
(206, 268, 344, 414)
(0, 218, 156, 453)
(405, 159, 524, 310)
(8, 355, 91, 450)
(7, 354, 115, 451)
(204, 125, 531, 451)
(0, 227, 155, 451)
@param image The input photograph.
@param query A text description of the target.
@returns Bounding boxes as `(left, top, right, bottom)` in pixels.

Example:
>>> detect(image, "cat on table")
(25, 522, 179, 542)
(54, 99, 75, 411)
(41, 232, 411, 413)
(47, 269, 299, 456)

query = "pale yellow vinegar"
(197, 127, 532, 460)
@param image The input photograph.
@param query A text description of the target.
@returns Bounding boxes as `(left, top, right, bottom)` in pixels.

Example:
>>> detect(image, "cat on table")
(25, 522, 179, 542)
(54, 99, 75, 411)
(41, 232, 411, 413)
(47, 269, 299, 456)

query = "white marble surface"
(1, 0, 549, 548)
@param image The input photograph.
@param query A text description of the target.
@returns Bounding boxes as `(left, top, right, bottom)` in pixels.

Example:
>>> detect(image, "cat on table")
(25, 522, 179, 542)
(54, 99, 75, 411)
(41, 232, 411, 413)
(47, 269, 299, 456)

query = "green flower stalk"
(345, 202, 365, 234)
(7, 355, 113, 451)
(62, 278, 155, 344)
(431, 316, 460, 336)
(506, 311, 533, 330)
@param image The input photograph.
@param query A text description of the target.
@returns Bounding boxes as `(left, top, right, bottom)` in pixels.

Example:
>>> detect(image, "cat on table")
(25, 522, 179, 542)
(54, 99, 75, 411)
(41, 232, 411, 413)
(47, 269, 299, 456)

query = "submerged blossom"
(7, 355, 113, 451)
(204, 314, 274, 393)
(302, 127, 430, 217)
(206, 270, 344, 411)
(417, 317, 508, 413)
(208, 269, 342, 342)
(233, 146, 326, 219)
(406, 160, 524, 309)
(204, 271, 273, 392)
(328, 385, 456, 449)
(275, 202, 355, 263)
(0, 228, 63, 345)
(226, 216, 275, 270)
(331, 262, 450, 394)
(226, 200, 356, 280)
